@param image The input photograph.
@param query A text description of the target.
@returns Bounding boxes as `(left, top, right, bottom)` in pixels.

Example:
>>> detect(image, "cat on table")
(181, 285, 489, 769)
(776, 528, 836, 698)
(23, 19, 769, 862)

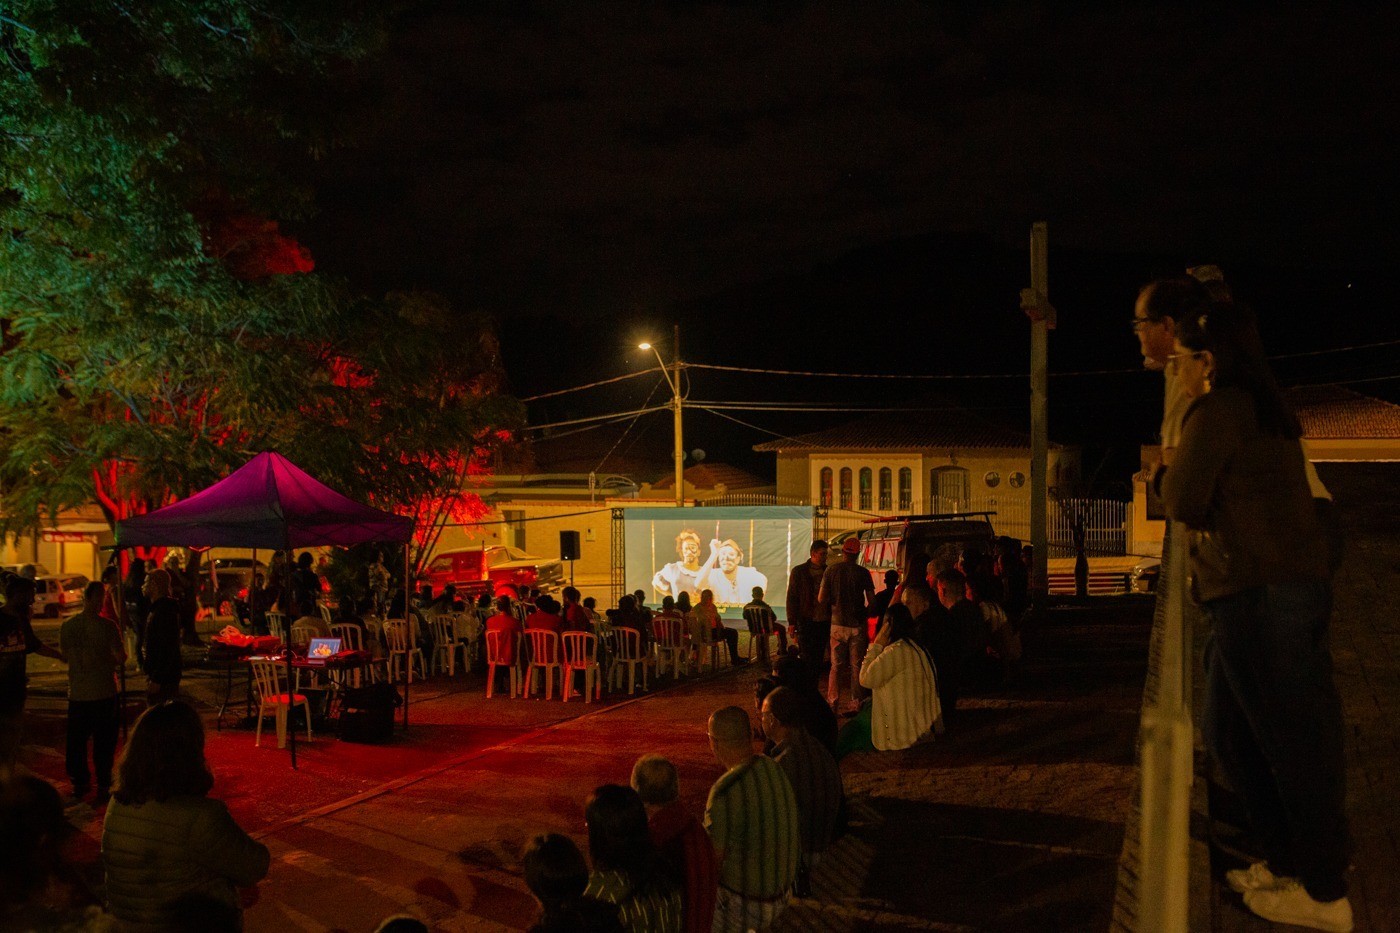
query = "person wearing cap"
(817, 537, 874, 714)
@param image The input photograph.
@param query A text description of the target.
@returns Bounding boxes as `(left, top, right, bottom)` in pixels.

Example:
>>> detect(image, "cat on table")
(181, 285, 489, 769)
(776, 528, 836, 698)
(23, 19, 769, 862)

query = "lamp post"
(639, 325, 684, 507)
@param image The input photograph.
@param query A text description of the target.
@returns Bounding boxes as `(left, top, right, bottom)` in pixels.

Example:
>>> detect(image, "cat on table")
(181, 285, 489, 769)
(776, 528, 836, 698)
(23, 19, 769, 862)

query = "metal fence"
(817, 495, 1128, 557)
(1111, 522, 1193, 932)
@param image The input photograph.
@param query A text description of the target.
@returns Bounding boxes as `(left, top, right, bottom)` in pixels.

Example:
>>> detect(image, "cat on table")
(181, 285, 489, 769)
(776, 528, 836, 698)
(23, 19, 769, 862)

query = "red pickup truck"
(422, 546, 563, 598)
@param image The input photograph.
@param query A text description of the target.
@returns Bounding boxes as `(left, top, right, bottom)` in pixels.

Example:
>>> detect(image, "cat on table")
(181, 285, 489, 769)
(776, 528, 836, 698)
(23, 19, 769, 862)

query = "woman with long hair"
(522, 833, 622, 933)
(1156, 281, 1351, 931)
(858, 603, 940, 751)
(102, 701, 269, 931)
(581, 784, 681, 932)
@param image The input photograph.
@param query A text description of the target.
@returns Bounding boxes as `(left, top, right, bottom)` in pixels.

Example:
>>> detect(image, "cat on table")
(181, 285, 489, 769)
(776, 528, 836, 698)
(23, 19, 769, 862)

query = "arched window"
(930, 466, 970, 511)
(818, 467, 833, 507)
(898, 467, 912, 510)
(878, 467, 893, 510)
(858, 467, 873, 510)
(839, 468, 853, 509)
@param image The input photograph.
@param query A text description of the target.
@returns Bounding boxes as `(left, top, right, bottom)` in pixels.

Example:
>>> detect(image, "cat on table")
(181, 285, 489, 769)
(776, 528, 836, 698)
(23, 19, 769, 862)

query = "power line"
(695, 406, 807, 441)
(524, 405, 669, 432)
(593, 378, 667, 474)
(520, 367, 660, 402)
(440, 507, 613, 528)
(686, 362, 1141, 379)
(1271, 338, 1400, 360)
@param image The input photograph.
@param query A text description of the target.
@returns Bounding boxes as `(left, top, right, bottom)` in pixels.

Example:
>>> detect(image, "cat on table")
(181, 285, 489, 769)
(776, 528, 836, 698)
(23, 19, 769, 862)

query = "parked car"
(1129, 557, 1161, 594)
(33, 573, 89, 618)
(853, 512, 999, 586)
(422, 545, 563, 599)
(198, 557, 267, 617)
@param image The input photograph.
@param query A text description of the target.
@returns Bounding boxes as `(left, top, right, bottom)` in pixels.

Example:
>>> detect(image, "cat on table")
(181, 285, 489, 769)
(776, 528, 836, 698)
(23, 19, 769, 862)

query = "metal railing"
(1112, 521, 1193, 932)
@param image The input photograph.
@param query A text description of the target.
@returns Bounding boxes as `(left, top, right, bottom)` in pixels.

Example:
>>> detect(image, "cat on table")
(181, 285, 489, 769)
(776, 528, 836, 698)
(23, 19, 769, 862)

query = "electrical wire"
(686, 362, 1141, 379)
(592, 378, 667, 474)
(439, 507, 614, 528)
(520, 367, 660, 402)
(524, 405, 669, 432)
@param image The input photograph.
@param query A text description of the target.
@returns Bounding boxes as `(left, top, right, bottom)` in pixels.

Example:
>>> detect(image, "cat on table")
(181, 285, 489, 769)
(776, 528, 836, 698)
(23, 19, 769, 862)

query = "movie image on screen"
(624, 506, 812, 619)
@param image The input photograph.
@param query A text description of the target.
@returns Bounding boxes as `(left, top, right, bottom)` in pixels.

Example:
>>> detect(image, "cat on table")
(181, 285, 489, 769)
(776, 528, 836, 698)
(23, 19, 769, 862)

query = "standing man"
(61, 581, 125, 803)
(0, 575, 65, 776)
(785, 540, 829, 673)
(818, 537, 874, 715)
(704, 706, 800, 932)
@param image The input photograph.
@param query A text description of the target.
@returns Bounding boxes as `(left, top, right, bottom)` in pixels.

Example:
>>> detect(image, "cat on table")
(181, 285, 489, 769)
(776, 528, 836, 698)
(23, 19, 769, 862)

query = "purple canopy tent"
(117, 451, 414, 767)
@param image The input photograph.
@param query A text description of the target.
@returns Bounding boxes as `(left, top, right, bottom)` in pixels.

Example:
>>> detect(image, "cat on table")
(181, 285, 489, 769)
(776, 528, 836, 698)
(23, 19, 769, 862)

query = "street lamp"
(639, 326, 684, 507)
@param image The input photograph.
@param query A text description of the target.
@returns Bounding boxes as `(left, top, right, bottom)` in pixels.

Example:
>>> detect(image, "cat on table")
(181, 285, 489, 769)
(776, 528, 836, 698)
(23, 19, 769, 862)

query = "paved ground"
(18, 601, 1151, 932)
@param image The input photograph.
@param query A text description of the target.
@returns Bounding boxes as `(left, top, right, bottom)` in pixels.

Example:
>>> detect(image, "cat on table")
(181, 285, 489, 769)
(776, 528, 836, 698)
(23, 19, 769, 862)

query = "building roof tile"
(1286, 386, 1400, 439)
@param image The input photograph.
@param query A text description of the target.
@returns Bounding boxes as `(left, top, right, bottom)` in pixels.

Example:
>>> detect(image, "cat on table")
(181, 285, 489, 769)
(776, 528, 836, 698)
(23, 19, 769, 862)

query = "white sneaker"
(1225, 861, 1296, 893)
(1244, 885, 1353, 933)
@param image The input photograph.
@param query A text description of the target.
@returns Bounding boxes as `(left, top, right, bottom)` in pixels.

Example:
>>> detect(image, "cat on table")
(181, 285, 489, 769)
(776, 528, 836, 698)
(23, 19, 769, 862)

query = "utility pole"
(1020, 222, 1055, 614)
(672, 323, 684, 508)
(639, 328, 685, 508)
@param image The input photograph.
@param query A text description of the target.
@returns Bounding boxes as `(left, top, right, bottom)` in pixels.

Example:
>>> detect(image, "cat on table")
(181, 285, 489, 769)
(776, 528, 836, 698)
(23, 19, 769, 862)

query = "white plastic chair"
(429, 615, 466, 677)
(289, 620, 318, 650)
(319, 604, 334, 626)
(524, 629, 562, 700)
(562, 631, 602, 703)
(607, 627, 647, 696)
(485, 629, 520, 699)
(651, 616, 687, 679)
(331, 624, 375, 687)
(743, 628, 781, 663)
(451, 610, 480, 668)
(687, 620, 721, 674)
(250, 660, 311, 749)
(266, 611, 287, 643)
(384, 618, 425, 683)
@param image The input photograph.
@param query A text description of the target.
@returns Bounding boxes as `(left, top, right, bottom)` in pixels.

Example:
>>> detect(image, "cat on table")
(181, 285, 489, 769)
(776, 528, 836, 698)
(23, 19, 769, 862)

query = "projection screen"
(624, 505, 813, 620)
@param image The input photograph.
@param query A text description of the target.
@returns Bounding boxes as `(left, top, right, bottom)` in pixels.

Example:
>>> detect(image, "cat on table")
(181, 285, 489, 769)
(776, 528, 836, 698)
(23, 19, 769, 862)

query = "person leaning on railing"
(1152, 279, 1352, 933)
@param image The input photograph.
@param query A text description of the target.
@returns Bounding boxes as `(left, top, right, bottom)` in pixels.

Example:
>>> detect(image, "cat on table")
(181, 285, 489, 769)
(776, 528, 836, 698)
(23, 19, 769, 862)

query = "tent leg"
(403, 544, 410, 732)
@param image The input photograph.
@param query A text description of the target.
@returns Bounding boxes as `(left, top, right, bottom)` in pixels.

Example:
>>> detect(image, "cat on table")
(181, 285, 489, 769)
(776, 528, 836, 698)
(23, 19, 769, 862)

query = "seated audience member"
(899, 582, 958, 723)
(695, 590, 743, 667)
(560, 587, 591, 631)
(704, 706, 800, 932)
(632, 590, 654, 626)
(762, 687, 843, 895)
(754, 654, 838, 757)
(581, 596, 602, 623)
(413, 585, 434, 610)
(607, 595, 648, 651)
(428, 584, 460, 615)
(292, 598, 332, 640)
(523, 833, 623, 933)
(525, 596, 565, 663)
(742, 587, 786, 664)
(486, 596, 523, 666)
(858, 604, 940, 751)
(631, 754, 718, 933)
(582, 784, 683, 932)
(102, 701, 269, 931)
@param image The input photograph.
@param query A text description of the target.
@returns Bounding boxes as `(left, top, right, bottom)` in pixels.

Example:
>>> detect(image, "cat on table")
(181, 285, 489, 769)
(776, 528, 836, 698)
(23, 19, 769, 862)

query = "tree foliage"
(0, 2, 520, 569)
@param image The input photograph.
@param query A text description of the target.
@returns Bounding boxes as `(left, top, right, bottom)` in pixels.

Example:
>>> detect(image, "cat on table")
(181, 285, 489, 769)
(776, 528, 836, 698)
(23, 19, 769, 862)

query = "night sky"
(300, 2, 1400, 476)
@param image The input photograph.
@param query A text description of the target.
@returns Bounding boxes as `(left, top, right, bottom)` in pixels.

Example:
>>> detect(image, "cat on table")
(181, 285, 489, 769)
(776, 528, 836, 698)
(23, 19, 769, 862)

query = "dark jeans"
(795, 619, 830, 673)
(1202, 580, 1350, 902)
(66, 696, 120, 792)
(715, 626, 741, 665)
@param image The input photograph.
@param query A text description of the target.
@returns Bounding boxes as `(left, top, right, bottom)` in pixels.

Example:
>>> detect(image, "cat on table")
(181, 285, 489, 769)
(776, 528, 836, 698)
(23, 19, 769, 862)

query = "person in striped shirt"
(762, 686, 843, 896)
(583, 784, 683, 932)
(632, 754, 718, 933)
(703, 706, 800, 932)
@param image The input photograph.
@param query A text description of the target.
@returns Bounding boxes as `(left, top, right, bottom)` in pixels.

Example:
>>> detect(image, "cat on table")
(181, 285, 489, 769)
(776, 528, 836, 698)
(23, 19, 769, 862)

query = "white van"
(33, 574, 89, 618)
